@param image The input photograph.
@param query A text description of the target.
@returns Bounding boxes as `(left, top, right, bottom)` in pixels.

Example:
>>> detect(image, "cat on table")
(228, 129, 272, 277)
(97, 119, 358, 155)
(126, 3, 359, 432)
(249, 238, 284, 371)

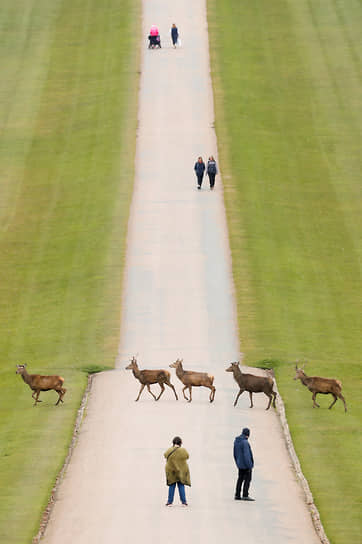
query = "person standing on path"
(170, 23, 179, 48)
(233, 427, 255, 501)
(206, 156, 218, 189)
(194, 157, 206, 189)
(164, 436, 191, 506)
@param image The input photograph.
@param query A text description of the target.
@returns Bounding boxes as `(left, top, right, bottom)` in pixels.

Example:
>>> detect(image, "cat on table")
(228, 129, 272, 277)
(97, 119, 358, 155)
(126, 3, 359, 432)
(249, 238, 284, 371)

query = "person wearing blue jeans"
(167, 481, 186, 505)
(164, 436, 191, 506)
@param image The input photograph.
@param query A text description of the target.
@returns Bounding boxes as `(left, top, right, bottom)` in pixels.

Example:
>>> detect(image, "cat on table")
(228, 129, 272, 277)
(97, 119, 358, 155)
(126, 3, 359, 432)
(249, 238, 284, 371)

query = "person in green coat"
(164, 436, 191, 506)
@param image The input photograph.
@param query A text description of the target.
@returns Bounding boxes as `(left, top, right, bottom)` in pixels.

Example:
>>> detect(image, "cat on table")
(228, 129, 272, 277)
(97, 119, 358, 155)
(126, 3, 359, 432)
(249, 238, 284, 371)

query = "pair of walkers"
(164, 428, 254, 506)
(194, 156, 218, 190)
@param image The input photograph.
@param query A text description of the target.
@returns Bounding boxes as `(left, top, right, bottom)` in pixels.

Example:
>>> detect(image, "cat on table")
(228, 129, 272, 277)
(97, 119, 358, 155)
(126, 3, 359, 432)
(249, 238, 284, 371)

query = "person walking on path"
(170, 23, 179, 48)
(233, 427, 255, 501)
(194, 157, 206, 189)
(164, 436, 191, 506)
(206, 156, 218, 189)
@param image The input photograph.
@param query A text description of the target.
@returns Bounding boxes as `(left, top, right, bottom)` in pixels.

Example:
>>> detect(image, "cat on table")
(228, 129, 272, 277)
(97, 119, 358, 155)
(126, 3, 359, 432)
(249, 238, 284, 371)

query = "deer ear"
(237, 361, 240, 366)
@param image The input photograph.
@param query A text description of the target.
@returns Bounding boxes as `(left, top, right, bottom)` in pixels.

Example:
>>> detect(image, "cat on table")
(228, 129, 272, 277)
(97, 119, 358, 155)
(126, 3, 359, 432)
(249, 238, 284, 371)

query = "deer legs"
(183, 385, 215, 403)
(32, 390, 42, 406)
(182, 385, 192, 402)
(166, 382, 178, 401)
(135, 384, 157, 401)
(55, 388, 66, 406)
(209, 386, 216, 403)
(312, 392, 320, 408)
(329, 393, 347, 412)
(136, 382, 178, 402)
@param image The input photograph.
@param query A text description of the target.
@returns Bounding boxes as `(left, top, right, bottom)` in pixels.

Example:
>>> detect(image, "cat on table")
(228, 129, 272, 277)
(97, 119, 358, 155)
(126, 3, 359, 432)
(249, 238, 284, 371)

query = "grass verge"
(208, 1, 362, 542)
(0, 1, 140, 542)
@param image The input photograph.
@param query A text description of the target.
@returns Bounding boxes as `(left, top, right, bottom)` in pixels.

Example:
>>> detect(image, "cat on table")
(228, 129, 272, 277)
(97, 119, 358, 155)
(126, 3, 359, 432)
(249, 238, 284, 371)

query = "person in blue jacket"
(233, 427, 255, 501)
(170, 23, 179, 48)
(194, 157, 206, 189)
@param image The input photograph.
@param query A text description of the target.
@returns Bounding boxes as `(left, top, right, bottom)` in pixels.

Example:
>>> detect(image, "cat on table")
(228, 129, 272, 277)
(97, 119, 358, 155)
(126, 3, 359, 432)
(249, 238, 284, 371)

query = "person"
(233, 427, 255, 501)
(164, 436, 191, 506)
(206, 156, 218, 190)
(149, 24, 159, 36)
(170, 23, 179, 48)
(194, 157, 205, 189)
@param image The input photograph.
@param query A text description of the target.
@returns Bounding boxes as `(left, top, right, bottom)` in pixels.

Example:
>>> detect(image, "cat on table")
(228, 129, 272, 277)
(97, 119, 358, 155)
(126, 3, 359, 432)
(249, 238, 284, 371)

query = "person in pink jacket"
(148, 24, 161, 48)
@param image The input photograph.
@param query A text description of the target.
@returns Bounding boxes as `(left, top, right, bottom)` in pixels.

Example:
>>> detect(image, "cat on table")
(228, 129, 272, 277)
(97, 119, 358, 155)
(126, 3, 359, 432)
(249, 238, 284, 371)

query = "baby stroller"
(148, 34, 161, 48)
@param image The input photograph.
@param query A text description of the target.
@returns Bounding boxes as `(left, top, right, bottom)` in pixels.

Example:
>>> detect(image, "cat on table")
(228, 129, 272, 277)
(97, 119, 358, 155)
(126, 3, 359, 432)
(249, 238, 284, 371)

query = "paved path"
(41, 1, 320, 542)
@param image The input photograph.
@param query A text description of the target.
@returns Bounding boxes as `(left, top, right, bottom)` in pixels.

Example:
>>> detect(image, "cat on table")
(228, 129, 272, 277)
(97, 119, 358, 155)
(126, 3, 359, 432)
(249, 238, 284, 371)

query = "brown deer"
(225, 361, 276, 410)
(16, 364, 66, 406)
(294, 364, 347, 412)
(169, 359, 216, 403)
(125, 357, 178, 401)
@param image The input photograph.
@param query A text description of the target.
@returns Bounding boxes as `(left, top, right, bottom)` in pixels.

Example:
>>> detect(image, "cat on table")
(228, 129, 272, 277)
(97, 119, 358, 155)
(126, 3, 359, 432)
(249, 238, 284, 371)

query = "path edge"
(272, 375, 330, 544)
(32, 373, 95, 544)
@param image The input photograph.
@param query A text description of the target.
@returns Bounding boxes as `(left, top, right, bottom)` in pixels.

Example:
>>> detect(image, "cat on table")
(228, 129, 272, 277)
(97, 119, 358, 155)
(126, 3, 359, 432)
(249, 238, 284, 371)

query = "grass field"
(0, 1, 140, 542)
(208, 0, 362, 542)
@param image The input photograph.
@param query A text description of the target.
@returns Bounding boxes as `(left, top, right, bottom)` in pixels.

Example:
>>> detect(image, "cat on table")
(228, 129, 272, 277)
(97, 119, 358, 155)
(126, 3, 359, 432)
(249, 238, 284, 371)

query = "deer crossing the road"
(225, 361, 276, 410)
(126, 356, 178, 401)
(169, 359, 216, 403)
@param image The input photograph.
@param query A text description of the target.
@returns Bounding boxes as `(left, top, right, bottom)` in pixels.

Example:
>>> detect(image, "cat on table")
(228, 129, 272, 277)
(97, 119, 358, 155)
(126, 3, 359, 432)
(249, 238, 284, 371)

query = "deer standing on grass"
(169, 359, 216, 403)
(294, 364, 347, 412)
(16, 364, 66, 406)
(225, 361, 276, 410)
(126, 357, 178, 401)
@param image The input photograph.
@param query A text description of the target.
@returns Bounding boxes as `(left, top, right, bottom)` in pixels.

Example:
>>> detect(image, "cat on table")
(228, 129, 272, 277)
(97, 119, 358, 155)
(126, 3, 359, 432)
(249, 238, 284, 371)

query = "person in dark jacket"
(194, 157, 206, 189)
(170, 23, 179, 48)
(206, 156, 218, 189)
(233, 427, 255, 501)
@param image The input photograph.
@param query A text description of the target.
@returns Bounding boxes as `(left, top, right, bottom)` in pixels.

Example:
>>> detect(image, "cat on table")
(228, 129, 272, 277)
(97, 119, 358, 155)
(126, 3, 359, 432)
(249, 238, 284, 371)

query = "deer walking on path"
(294, 364, 347, 412)
(169, 359, 216, 403)
(225, 361, 276, 410)
(126, 357, 178, 401)
(16, 364, 66, 406)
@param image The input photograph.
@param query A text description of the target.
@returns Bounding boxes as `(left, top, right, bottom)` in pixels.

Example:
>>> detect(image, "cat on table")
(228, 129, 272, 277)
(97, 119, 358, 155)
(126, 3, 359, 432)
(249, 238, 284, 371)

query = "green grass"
(208, 1, 362, 542)
(0, 1, 140, 542)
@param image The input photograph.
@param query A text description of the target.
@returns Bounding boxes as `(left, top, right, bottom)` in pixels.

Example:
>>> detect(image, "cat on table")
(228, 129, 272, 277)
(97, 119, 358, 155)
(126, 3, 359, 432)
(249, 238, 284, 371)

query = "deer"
(294, 364, 347, 412)
(16, 364, 66, 406)
(125, 356, 178, 401)
(169, 359, 216, 403)
(225, 361, 276, 410)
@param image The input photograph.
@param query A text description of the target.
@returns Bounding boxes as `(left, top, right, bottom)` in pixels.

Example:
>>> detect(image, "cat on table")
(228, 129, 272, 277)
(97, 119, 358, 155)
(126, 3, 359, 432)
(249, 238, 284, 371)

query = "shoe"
(234, 496, 242, 501)
(197, 185, 201, 190)
(165, 503, 173, 507)
(182, 503, 188, 506)
(242, 497, 255, 501)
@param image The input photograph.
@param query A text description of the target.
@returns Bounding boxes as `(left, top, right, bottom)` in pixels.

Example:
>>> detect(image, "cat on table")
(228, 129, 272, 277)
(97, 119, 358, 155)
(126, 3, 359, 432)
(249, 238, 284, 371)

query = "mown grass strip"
(0, 1, 140, 542)
(208, 1, 362, 542)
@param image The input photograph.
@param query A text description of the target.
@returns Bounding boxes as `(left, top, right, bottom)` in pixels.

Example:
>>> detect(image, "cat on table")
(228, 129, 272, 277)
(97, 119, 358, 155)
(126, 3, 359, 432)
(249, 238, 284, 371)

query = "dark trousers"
(208, 173, 216, 188)
(197, 173, 204, 187)
(235, 468, 252, 498)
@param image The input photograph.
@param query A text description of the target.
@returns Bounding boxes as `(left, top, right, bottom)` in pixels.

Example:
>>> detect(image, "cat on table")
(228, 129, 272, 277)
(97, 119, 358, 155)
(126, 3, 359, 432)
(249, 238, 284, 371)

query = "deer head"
(125, 356, 138, 371)
(294, 363, 306, 380)
(225, 361, 240, 373)
(16, 364, 27, 375)
(169, 358, 183, 369)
